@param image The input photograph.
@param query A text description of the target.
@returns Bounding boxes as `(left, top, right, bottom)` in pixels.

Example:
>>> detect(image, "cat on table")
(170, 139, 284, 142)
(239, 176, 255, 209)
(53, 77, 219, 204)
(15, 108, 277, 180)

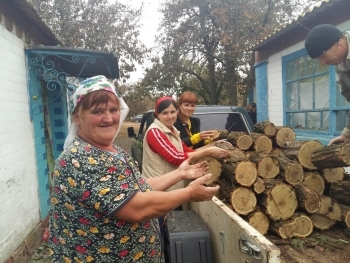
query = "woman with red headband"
(142, 96, 229, 191)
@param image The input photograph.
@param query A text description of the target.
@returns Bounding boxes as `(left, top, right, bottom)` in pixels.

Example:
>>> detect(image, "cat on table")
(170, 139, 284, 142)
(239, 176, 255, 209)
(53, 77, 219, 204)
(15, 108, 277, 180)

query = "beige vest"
(142, 118, 185, 191)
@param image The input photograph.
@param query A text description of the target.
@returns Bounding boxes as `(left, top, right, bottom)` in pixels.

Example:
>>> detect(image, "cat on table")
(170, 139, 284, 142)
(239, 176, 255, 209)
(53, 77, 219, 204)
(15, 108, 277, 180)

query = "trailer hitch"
(239, 238, 262, 260)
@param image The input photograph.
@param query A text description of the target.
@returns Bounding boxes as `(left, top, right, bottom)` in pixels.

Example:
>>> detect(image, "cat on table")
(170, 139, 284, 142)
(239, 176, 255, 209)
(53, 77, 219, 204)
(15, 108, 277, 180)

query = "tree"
(28, 0, 149, 81)
(142, 0, 318, 105)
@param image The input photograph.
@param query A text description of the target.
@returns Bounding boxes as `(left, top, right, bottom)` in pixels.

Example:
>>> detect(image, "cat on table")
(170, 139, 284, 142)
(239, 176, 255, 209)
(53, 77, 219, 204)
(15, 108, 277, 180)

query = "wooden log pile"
(202, 120, 350, 239)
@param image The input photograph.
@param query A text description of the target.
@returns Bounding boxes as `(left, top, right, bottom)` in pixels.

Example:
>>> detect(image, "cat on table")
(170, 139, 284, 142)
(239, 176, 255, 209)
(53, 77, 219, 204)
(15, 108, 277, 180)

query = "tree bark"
(311, 143, 350, 169)
(253, 120, 277, 137)
(329, 180, 350, 206)
(282, 140, 323, 170)
(293, 183, 320, 213)
(277, 152, 304, 185)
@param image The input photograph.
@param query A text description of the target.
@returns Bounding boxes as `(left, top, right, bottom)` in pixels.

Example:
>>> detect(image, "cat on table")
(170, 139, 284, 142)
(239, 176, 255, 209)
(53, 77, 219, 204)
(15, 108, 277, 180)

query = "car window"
(194, 113, 249, 133)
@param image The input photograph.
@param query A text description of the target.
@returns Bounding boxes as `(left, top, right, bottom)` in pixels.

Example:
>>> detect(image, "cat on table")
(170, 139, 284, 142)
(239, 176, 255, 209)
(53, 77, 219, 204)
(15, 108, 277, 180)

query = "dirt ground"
(28, 122, 350, 263)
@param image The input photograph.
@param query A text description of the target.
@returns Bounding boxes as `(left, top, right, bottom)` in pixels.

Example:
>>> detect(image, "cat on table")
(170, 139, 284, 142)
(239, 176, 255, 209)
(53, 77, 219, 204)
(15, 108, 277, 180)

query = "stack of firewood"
(203, 120, 350, 239)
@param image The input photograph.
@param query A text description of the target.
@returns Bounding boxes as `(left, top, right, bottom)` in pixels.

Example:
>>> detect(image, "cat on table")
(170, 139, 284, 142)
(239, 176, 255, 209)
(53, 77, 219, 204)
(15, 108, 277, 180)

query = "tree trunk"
(277, 152, 304, 185)
(310, 213, 336, 230)
(250, 133, 273, 153)
(320, 167, 344, 183)
(253, 120, 277, 137)
(227, 131, 253, 150)
(272, 126, 296, 148)
(228, 149, 245, 159)
(197, 156, 222, 186)
(246, 210, 270, 235)
(339, 204, 350, 227)
(259, 179, 298, 221)
(302, 171, 325, 195)
(293, 183, 320, 213)
(311, 143, 350, 169)
(270, 214, 313, 239)
(248, 152, 279, 179)
(329, 180, 350, 206)
(252, 177, 266, 194)
(283, 140, 323, 170)
(229, 187, 257, 215)
(221, 159, 257, 187)
(316, 195, 342, 221)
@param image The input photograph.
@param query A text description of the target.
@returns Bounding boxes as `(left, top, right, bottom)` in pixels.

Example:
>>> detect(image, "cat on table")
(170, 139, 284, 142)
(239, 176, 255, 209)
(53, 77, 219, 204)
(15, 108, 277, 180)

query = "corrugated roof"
(250, 0, 346, 51)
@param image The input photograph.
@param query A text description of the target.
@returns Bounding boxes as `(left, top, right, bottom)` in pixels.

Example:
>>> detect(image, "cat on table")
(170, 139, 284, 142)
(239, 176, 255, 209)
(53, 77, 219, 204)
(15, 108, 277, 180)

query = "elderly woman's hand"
(177, 157, 209, 180)
(186, 174, 219, 202)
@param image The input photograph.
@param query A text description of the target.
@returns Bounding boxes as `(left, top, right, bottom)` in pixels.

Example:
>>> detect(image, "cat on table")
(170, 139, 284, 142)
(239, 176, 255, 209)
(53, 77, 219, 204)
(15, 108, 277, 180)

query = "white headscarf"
(63, 75, 129, 149)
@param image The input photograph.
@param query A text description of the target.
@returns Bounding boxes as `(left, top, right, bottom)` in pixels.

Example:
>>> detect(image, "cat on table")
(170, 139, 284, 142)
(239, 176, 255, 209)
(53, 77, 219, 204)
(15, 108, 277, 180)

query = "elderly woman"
(174, 91, 215, 149)
(142, 96, 229, 189)
(48, 76, 218, 263)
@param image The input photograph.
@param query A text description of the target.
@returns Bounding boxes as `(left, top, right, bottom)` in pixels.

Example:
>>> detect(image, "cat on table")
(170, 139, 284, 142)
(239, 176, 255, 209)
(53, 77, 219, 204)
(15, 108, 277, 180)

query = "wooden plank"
(190, 197, 281, 263)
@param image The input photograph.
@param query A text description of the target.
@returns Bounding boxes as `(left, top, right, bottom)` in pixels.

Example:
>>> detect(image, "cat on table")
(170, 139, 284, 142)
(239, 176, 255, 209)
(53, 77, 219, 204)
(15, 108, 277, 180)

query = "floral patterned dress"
(49, 137, 164, 263)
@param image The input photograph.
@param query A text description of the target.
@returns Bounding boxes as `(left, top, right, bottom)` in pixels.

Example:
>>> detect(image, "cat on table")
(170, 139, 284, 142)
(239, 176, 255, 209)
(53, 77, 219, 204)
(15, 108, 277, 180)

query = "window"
(285, 55, 330, 131)
(284, 50, 350, 135)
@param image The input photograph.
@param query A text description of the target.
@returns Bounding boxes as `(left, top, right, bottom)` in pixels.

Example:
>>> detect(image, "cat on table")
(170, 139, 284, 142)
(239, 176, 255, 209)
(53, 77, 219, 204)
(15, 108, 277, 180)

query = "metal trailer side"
(189, 197, 281, 263)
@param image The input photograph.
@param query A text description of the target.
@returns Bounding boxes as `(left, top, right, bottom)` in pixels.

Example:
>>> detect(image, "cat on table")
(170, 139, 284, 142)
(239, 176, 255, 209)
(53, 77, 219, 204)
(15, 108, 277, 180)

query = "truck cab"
(127, 105, 254, 171)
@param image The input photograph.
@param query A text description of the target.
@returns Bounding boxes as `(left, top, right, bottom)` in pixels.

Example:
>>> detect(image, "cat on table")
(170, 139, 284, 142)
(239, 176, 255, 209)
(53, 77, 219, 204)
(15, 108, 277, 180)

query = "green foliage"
(291, 238, 305, 251)
(308, 233, 348, 248)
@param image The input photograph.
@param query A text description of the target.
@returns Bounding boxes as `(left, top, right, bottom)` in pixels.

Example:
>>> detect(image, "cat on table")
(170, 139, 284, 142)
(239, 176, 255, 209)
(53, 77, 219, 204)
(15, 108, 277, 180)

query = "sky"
(120, 0, 163, 83)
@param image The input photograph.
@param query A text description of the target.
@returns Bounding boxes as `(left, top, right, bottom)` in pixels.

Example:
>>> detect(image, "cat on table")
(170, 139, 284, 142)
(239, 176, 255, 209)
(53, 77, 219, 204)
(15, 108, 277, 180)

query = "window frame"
(282, 49, 340, 138)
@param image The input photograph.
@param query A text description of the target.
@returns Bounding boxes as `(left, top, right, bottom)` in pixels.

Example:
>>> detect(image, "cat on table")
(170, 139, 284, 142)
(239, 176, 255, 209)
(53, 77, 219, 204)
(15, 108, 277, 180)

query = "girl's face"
(75, 100, 120, 147)
(179, 102, 196, 118)
(157, 104, 178, 128)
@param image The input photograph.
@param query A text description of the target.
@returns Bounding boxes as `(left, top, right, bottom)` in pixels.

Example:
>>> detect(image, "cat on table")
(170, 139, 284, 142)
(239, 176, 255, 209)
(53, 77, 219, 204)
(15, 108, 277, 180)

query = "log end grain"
(230, 187, 257, 215)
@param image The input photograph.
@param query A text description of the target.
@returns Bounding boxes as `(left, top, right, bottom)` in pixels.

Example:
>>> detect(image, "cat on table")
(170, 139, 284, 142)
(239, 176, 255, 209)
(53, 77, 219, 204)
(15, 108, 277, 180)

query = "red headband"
(155, 96, 176, 116)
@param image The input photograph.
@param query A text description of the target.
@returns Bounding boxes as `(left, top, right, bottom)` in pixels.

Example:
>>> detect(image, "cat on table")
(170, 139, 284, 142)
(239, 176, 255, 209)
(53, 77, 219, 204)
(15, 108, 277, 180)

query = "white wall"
(0, 14, 40, 262)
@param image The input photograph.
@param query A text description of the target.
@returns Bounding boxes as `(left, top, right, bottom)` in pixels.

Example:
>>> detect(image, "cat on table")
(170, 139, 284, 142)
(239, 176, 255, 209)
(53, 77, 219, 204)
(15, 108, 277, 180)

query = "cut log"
(270, 214, 313, 239)
(302, 171, 325, 195)
(212, 129, 220, 140)
(227, 131, 253, 150)
(246, 210, 270, 235)
(259, 179, 298, 221)
(252, 177, 266, 194)
(320, 167, 344, 183)
(217, 129, 229, 140)
(311, 143, 350, 169)
(277, 152, 304, 185)
(329, 180, 350, 206)
(221, 158, 257, 187)
(250, 133, 273, 153)
(253, 120, 277, 137)
(269, 148, 282, 157)
(293, 183, 320, 213)
(283, 140, 323, 170)
(196, 156, 222, 186)
(310, 213, 336, 230)
(215, 140, 235, 151)
(272, 126, 296, 148)
(316, 195, 342, 221)
(339, 204, 350, 227)
(248, 152, 279, 179)
(229, 187, 257, 215)
(228, 149, 245, 159)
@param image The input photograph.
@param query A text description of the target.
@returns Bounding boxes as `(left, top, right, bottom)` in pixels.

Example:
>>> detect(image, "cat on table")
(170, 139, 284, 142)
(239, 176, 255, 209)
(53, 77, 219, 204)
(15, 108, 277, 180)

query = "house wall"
(0, 13, 41, 262)
(264, 20, 350, 143)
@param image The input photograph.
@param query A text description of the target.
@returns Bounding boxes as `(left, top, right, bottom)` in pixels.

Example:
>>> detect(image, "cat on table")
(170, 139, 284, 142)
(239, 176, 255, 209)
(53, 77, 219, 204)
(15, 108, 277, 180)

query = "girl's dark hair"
(155, 99, 178, 117)
(73, 90, 119, 114)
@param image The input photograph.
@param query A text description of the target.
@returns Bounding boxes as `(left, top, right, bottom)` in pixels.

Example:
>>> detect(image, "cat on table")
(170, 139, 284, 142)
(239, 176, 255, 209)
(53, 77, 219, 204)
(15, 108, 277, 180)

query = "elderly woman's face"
(158, 104, 177, 128)
(75, 100, 120, 146)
